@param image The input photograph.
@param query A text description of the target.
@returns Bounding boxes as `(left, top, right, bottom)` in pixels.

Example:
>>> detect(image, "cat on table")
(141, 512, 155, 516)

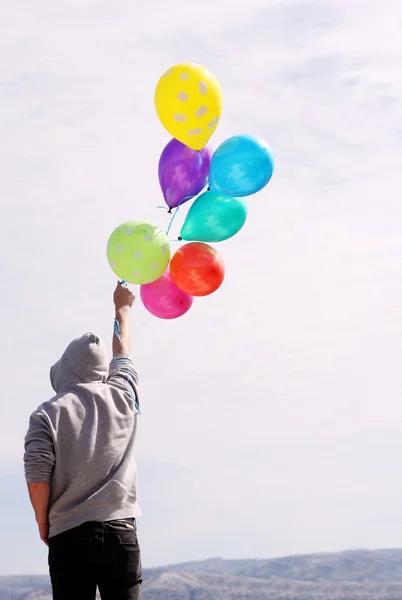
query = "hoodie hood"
(50, 333, 109, 393)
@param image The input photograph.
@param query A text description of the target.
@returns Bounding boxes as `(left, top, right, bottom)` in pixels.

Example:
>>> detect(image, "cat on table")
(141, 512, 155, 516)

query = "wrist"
(115, 306, 130, 317)
(36, 515, 49, 525)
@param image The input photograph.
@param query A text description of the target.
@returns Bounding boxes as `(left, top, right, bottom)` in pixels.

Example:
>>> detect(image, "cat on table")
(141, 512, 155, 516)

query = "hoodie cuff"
(24, 454, 55, 483)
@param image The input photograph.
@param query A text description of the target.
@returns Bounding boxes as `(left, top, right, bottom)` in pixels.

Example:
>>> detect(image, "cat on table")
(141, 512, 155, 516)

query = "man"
(24, 282, 142, 600)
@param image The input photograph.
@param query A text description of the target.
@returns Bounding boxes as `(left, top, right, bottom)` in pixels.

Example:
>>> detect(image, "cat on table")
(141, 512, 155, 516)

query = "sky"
(1, 0, 402, 576)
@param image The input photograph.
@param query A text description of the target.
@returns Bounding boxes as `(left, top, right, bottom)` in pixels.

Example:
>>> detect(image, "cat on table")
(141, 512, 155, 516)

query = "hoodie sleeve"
(24, 410, 55, 483)
(108, 354, 140, 411)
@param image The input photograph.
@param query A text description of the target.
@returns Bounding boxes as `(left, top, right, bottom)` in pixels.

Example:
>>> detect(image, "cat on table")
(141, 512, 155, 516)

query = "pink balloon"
(140, 272, 193, 319)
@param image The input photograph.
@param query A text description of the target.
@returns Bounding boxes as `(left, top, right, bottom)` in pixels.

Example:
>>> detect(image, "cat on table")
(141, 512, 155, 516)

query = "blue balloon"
(179, 190, 247, 243)
(209, 134, 274, 197)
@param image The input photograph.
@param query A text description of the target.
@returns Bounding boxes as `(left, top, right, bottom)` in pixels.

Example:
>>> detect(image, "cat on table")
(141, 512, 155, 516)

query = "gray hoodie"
(24, 332, 141, 538)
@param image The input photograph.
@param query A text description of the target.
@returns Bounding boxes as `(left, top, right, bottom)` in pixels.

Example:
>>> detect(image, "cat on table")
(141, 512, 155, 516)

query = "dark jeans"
(48, 518, 142, 600)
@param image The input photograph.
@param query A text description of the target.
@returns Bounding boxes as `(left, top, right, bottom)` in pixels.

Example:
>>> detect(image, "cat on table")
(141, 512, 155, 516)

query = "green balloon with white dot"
(107, 221, 171, 285)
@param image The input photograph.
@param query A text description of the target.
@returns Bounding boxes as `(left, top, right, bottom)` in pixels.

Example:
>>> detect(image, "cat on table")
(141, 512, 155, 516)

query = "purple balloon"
(158, 139, 212, 210)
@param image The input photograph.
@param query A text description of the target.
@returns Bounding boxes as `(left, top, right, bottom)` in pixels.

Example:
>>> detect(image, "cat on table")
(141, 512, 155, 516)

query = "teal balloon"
(179, 190, 247, 243)
(209, 134, 274, 197)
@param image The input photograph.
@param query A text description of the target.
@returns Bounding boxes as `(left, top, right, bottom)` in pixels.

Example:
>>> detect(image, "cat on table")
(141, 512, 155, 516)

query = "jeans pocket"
(106, 529, 142, 583)
(106, 519, 137, 531)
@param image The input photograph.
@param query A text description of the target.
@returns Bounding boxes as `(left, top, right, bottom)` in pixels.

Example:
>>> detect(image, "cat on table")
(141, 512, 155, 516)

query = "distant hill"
(2, 549, 402, 599)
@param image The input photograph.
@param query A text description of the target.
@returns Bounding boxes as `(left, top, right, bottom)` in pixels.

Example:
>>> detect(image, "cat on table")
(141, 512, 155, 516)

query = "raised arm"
(113, 282, 135, 356)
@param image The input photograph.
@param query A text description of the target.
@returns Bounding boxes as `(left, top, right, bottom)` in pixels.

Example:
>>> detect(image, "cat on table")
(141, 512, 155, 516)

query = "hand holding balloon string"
(113, 281, 135, 356)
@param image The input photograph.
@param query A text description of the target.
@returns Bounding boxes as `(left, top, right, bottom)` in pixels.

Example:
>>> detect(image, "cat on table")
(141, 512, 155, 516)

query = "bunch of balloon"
(106, 62, 275, 321)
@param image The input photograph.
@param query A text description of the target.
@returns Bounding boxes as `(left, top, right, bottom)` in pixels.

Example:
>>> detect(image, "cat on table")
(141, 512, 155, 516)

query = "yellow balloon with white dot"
(154, 63, 223, 151)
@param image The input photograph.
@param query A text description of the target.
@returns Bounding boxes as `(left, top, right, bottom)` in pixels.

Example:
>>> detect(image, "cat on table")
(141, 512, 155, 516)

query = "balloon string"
(165, 203, 180, 236)
(165, 151, 199, 237)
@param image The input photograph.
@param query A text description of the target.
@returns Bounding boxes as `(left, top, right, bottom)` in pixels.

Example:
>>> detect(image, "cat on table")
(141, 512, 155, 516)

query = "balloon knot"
(207, 186, 210, 191)
(178, 236, 182, 241)
(168, 208, 172, 214)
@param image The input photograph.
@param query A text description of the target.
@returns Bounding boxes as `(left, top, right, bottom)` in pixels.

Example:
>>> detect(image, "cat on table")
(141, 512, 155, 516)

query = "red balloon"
(170, 242, 225, 297)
